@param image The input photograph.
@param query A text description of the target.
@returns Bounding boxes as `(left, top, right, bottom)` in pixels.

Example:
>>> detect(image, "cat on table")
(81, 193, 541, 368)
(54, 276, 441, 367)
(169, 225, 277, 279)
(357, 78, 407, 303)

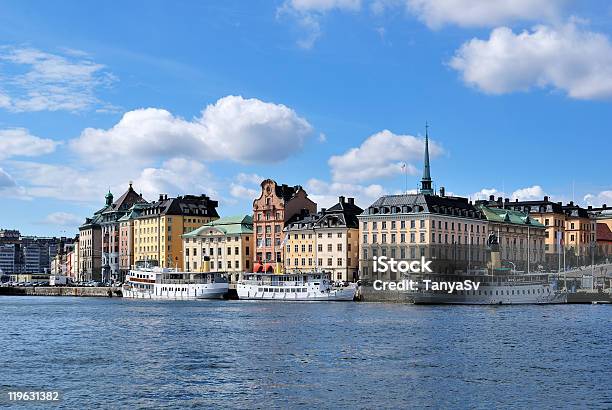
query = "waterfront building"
(477, 205, 546, 269)
(252, 179, 317, 271)
(0, 230, 71, 276)
(118, 202, 148, 279)
(100, 184, 147, 282)
(182, 215, 254, 282)
(79, 214, 103, 282)
(563, 201, 596, 265)
(0, 244, 15, 276)
(284, 196, 362, 281)
(133, 194, 219, 269)
(358, 131, 489, 281)
(481, 196, 565, 268)
(490, 197, 598, 268)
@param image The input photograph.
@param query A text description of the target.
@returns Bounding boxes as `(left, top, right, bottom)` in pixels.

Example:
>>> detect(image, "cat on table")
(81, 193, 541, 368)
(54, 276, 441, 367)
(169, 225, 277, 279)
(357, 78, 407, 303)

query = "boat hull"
(237, 284, 356, 301)
(411, 283, 567, 305)
(122, 283, 228, 300)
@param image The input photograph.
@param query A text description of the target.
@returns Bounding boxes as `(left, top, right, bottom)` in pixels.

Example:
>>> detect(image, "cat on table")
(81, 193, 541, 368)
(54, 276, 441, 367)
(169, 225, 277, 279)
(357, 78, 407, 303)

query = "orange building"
(252, 179, 316, 271)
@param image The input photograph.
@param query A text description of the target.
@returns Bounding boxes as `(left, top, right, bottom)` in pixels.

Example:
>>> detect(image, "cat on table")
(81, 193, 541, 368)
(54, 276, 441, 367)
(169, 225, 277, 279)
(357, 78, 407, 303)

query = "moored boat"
(407, 271, 567, 305)
(237, 271, 357, 301)
(122, 266, 228, 300)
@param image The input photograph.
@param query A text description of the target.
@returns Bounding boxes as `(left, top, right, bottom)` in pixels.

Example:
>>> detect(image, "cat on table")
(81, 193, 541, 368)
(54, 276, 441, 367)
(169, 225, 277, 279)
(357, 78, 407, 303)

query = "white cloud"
(285, 0, 361, 12)
(450, 23, 612, 100)
(511, 185, 545, 201)
(306, 178, 385, 208)
(134, 158, 219, 201)
(230, 184, 259, 199)
(70, 95, 313, 164)
(471, 185, 547, 202)
(407, 0, 563, 29)
(42, 212, 83, 227)
(278, 0, 361, 48)
(328, 129, 441, 183)
(0, 46, 115, 112)
(0, 128, 60, 159)
(235, 173, 265, 186)
(471, 187, 503, 201)
(584, 191, 612, 207)
(0, 167, 17, 188)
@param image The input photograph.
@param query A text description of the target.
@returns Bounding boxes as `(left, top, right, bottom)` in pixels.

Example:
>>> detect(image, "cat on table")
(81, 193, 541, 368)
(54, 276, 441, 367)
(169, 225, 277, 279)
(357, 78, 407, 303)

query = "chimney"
(347, 198, 355, 205)
(497, 196, 502, 204)
(588, 205, 593, 210)
(489, 195, 495, 201)
(159, 194, 164, 201)
(321, 208, 326, 214)
(544, 195, 549, 201)
(504, 198, 509, 203)
(557, 202, 562, 205)
(339, 196, 345, 204)
(515, 199, 518, 202)
(569, 201, 574, 206)
(603, 204, 607, 209)
(440, 187, 445, 197)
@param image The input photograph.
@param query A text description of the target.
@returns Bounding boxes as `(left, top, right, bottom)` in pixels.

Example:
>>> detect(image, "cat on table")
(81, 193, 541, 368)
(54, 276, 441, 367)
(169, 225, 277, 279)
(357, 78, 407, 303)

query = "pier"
(0, 286, 122, 297)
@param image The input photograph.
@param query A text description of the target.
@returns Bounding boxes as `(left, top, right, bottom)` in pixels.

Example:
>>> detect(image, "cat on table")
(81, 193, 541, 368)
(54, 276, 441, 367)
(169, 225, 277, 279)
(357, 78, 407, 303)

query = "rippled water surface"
(1, 297, 611, 409)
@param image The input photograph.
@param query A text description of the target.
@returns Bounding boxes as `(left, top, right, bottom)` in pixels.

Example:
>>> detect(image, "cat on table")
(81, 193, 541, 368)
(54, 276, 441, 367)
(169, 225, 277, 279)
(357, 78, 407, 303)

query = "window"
(327, 244, 332, 252)
(327, 258, 332, 266)
(337, 244, 342, 251)
(401, 221, 405, 229)
(337, 258, 342, 266)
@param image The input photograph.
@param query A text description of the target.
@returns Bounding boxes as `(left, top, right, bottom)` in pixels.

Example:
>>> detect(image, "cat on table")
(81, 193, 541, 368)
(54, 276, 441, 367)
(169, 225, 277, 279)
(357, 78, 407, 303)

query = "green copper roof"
(183, 215, 253, 237)
(478, 205, 545, 227)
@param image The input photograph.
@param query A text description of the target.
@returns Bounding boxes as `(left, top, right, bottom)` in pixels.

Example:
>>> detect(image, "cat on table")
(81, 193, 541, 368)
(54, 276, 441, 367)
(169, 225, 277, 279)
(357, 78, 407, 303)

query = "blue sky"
(0, 0, 611, 237)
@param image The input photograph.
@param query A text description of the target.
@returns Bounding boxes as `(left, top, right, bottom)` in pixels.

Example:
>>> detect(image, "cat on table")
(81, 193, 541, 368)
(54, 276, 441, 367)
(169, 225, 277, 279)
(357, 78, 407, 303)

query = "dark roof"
(360, 193, 484, 219)
(596, 223, 612, 242)
(285, 197, 363, 230)
(111, 184, 146, 211)
(480, 197, 565, 214)
(137, 194, 219, 219)
(562, 203, 590, 219)
(275, 183, 300, 202)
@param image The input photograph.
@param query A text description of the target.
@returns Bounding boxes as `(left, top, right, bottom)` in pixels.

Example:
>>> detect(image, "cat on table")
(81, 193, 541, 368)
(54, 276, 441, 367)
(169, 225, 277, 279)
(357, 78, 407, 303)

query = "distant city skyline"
(1, 1, 611, 237)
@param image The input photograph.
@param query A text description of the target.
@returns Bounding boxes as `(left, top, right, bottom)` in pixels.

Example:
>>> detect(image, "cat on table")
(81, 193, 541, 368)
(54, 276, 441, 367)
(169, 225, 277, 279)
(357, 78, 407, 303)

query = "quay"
(357, 286, 612, 304)
(0, 286, 122, 297)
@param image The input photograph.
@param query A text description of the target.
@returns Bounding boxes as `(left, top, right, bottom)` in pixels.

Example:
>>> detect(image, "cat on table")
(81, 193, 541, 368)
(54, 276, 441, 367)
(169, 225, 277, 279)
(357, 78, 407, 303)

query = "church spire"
(420, 122, 434, 195)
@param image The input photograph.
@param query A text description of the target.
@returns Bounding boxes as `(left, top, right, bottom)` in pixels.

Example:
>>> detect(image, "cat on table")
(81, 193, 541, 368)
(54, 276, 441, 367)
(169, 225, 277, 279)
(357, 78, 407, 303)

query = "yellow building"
(285, 197, 362, 281)
(182, 215, 254, 282)
(133, 194, 219, 269)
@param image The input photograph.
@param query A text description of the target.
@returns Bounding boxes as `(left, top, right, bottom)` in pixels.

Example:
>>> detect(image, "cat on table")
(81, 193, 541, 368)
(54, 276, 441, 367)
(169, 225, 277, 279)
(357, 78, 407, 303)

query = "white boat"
(407, 272, 567, 305)
(122, 266, 228, 300)
(237, 271, 358, 301)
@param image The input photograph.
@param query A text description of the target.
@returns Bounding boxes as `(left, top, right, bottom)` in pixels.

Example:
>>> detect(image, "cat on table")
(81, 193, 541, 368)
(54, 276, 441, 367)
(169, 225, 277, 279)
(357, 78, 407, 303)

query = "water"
(1, 297, 611, 409)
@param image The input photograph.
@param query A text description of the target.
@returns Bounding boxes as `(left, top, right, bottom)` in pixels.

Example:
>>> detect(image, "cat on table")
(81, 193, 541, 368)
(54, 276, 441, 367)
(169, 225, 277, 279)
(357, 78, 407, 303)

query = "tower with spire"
(420, 122, 434, 195)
